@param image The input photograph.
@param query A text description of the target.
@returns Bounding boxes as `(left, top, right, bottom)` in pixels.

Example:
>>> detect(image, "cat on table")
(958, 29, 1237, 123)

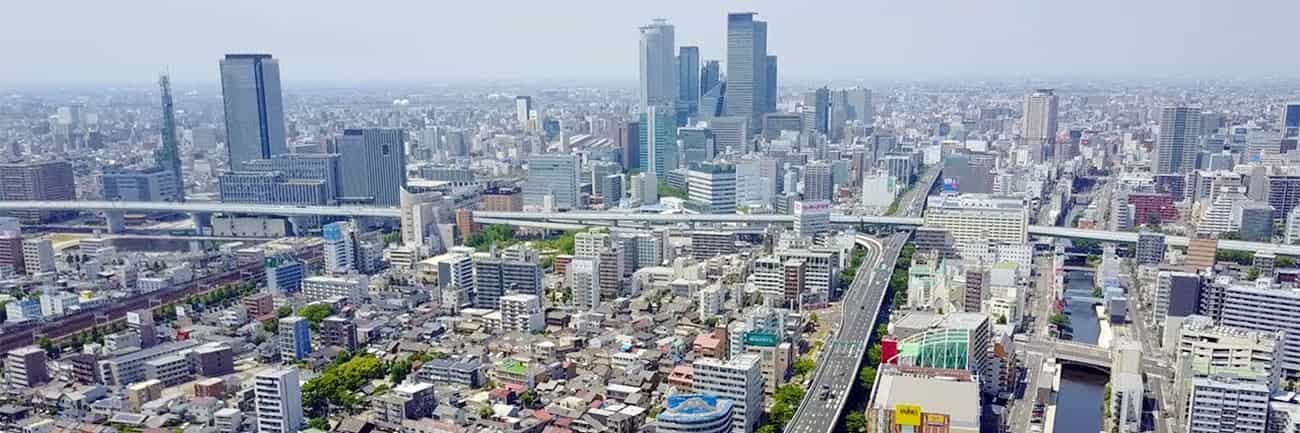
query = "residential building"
(499, 294, 544, 333)
(922, 194, 1028, 260)
(1154, 106, 1202, 175)
(1221, 283, 1300, 376)
(302, 275, 367, 303)
(692, 354, 763, 433)
(472, 254, 542, 308)
(278, 317, 311, 361)
(254, 368, 303, 433)
(21, 238, 54, 275)
(1022, 89, 1058, 162)
(5, 347, 49, 389)
(320, 316, 358, 351)
(0, 160, 75, 223)
(1186, 375, 1269, 433)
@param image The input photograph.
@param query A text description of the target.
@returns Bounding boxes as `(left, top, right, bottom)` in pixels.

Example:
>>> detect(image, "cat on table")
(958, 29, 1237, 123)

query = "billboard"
(743, 331, 778, 348)
(895, 404, 922, 426)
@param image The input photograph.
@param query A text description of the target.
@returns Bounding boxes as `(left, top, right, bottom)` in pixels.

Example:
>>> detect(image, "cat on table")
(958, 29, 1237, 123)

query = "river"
(1054, 270, 1106, 433)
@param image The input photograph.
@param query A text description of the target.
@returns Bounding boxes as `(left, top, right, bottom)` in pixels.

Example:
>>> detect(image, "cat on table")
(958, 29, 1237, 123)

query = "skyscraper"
(1283, 102, 1300, 138)
(1154, 106, 1202, 175)
(724, 13, 768, 132)
(802, 162, 833, 202)
(680, 127, 717, 164)
(1022, 89, 1058, 162)
(640, 105, 678, 179)
(764, 55, 778, 113)
(515, 96, 533, 129)
(220, 54, 286, 169)
(339, 129, 407, 206)
(619, 121, 641, 171)
(803, 87, 830, 135)
(700, 60, 721, 100)
(678, 46, 701, 119)
(156, 74, 184, 201)
(639, 19, 677, 110)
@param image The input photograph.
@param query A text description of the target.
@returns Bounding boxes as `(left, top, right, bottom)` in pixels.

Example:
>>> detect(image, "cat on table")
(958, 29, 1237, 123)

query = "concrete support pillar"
(191, 212, 212, 235)
(105, 211, 126, 234)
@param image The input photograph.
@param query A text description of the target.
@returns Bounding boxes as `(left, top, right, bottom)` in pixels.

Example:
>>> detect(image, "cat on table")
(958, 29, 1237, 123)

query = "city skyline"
(4, 0, 1300, 85)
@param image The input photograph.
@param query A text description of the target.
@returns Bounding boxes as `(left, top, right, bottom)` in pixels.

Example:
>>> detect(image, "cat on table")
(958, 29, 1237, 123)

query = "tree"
(1049, 312, 1071, 328)
(875, 324, 889, 340)
(298, 304, 335, 329)
(276, 306, 294, 318)
(996, 314, 1008, 325)
(388, 357, 413, 383)
(519, 390, 538, 408)
(867, 344, 881, 366)
(845, 412, 867, 433)
(792, 357, 816, 377)
(38, 336, 57, 357)
(1247, 267, 1261, 281)
(1280, 256, 1297, 268)
(859, 366, 877, 388)
(478, 406, 494, 419)
(809, 312, 820, 325)
(756, 425, 778, 433)
(702, 317, 719, 328)
(307, 417, 330, 430)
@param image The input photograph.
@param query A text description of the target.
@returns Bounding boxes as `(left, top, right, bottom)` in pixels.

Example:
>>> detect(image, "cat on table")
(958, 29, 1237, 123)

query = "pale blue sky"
(3, 0, 1296, 84)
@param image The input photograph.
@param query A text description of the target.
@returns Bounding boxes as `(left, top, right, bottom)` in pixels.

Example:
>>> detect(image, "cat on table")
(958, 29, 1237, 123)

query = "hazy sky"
(4, 0, 1297, 85)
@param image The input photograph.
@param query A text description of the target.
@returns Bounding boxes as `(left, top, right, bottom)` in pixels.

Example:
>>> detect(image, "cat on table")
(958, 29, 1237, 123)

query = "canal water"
(1055, 270, 1106, 433)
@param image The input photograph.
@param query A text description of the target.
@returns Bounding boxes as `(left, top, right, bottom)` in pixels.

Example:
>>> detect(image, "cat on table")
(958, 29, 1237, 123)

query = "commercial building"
(723, 13, 770, 132)
(922, 194, 1028, 260)
(638, 19, 676, 109)
(692, 354, 763, 433)
(866, 365, 981, 433)
(793, 200, 831, 239)
(322, 221, 357, 275)
(640, 105, 678, 180)
(802, 162, 834, 202)
(680, 127, 716, 165)
(1174, 315, 1280, 389)
(220, 54, 287, 168)
(481, 186, 523, 212)
(678, 46, 701, 119)
(656, 394, 734, 433)
(1238, 202, 1275, 242)
(265, 255, 304, 296)
(524, 154, 579, 210)
(686, 162, 737, 214)
(339, 128, 407, 206)
(0, 160, 76, 223)
(254, 368, 303, 433)
(1154, 271, 1202, 330)
(891, 313, 994, 395)
(100, 166, 180, 202)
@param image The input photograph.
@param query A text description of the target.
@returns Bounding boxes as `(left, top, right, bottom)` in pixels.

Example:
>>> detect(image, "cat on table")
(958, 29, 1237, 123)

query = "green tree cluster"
(465, 224, 516, 251)
(302, 353, 386, 418)
(297, 304, 335, 329)
(658, 181, 688, 200)
(792, 357, 816, 377)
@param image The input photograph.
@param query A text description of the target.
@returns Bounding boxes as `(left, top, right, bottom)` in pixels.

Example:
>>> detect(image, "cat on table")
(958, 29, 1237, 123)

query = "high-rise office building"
(701, 61, 721, 101)
(1154, 106, 1203, 175)
(678, 46, 701, 119)
(724, 13, 769, 132)
(590, 161, 622, 199)
(515, 96, 533, 129)
(680, 127, 717, 164)
(524, 154, 579, 210)
(801, 162, 833, 202)
(692, 354, 763, 433)
(156, 74, 184, 200)
(639, 19, 677, 110)
(619, 121, 641, 171)
(686, 162, 737, 215)
(339, 129, 406, 206)
(101, 166, 180, 202)
(709, 117, 749, 153)
(1022, 89, 1059, 162)
(764, 55, 778, 114)
(220, 54, 286, 168)
(847, 87, 873, 124)
(803, 87, 830, 135)
(0, 160, 75, 223)
(254, 367, 303, 433)
(1283, 103, 1300, 139)
(640, 106, 678, 179)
